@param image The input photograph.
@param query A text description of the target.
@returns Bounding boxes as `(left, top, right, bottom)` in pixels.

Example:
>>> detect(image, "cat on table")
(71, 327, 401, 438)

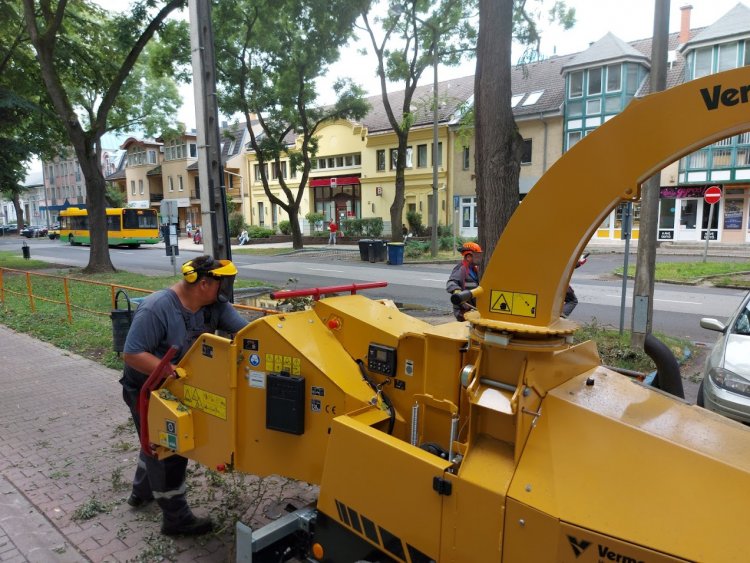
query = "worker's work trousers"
(121, 379, 193, 525)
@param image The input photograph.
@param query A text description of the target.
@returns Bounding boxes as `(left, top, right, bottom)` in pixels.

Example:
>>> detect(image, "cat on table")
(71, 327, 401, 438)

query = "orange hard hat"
(458, 242, 483, 256)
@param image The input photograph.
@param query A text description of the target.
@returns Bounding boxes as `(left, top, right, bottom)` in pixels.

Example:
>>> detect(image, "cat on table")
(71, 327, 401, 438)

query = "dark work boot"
(127, 492, 153, 508)
(161, 513, 214, 537)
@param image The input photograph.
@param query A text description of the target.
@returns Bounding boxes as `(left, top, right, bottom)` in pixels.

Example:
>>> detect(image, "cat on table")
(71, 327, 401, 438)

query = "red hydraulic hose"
(138, 345, 178, 456)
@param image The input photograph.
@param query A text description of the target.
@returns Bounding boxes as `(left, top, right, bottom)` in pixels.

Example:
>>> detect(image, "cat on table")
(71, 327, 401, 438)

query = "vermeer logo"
(700, 84, 750, 110)
(567, 535, 591, 558)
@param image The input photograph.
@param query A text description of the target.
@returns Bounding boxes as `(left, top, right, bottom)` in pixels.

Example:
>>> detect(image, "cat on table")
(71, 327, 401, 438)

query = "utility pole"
(189, 0, 231, 261)
(430, 24, 439, 258)
(631, 0, 670, 348)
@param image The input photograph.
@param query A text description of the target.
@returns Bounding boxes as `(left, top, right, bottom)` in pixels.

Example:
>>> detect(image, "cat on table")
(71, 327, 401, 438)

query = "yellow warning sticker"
(490, 290, 537, 318)
(264, 353, 302, 375)
(182, 385, 227, 420)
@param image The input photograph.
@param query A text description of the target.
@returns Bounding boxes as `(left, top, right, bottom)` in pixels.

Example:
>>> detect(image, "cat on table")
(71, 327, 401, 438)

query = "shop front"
(309, 176, 361, 225)
(657, 185, 740, 242)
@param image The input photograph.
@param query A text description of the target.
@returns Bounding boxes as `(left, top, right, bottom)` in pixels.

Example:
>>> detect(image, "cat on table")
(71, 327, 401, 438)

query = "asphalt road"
(2, 236, 747, 345)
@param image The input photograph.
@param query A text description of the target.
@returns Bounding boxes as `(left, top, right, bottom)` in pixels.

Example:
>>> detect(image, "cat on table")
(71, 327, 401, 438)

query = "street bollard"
(21, 241, 30, 260)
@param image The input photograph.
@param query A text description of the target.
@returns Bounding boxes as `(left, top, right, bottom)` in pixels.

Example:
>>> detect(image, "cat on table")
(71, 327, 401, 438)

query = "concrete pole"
(431, 25, 439, 257)
(631, 0, 669, 348)
(188, 0, 231, 261)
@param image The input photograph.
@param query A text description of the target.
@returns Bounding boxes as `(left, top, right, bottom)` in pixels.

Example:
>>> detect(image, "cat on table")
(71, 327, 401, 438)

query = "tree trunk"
(78, 148, 115, 273)
(389, 133, 408, 242)
(290, 204, 303, 249)
(474, 0, 521, 265)
(12, 195, 24, 232)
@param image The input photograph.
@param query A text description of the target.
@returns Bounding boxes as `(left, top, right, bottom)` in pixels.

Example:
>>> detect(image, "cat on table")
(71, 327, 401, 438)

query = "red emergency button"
(327, 317, 341, 330)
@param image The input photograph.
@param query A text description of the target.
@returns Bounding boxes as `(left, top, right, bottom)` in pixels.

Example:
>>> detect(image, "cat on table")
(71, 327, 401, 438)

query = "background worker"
(120, 255, 248, 536)
(328, 218, 338, 245)
(446, 242, 483, 321)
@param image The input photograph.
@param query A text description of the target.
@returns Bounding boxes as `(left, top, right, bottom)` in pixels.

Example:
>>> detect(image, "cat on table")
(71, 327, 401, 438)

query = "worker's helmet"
(182, 255, 238, 303)
(458, 242, 483, 257)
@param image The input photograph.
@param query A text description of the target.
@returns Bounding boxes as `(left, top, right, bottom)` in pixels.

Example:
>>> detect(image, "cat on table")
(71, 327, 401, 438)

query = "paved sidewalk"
(0, 327, 316, 562)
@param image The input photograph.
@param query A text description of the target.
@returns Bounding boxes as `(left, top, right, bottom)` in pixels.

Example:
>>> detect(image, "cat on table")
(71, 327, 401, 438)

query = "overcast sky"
(25, 0, 745, 181)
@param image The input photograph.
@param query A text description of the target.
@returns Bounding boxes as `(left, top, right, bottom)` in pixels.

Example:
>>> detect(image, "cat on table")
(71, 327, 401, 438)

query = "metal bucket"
(111, 290, 133, 353)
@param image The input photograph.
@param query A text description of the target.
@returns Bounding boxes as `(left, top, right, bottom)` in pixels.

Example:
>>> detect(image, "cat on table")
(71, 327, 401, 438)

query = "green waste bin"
(387, 242, 405, 265)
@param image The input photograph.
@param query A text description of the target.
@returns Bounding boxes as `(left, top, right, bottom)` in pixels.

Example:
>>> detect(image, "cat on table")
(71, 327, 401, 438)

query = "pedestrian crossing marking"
(490, 290, 537, 318)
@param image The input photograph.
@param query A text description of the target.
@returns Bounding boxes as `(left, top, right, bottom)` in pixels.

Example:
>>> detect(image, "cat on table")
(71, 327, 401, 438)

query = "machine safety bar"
(271, 281, 387, 301)
(138, 345, 178, 456)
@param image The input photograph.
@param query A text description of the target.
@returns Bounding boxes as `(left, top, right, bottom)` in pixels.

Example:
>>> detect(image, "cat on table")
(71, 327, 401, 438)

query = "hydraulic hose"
(644, 334, 684, 399)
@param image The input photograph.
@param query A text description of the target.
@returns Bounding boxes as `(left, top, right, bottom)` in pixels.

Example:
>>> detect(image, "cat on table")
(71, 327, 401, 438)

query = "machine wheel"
(696, 379, 705, 407)
(128, 244, 141, 249)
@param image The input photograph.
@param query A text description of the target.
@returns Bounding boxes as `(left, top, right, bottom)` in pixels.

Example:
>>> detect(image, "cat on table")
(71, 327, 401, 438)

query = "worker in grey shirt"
(120, 255, 248, 536)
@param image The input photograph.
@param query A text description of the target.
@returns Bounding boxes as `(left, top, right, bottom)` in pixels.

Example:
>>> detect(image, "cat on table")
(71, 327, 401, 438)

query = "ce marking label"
(325, 404, 337, 415)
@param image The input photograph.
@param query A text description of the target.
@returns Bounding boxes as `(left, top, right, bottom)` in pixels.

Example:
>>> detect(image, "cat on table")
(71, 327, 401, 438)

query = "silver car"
(699, 291, 750, 423)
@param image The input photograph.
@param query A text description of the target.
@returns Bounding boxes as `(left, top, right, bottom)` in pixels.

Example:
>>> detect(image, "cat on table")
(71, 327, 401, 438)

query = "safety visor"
(205, 259, 238, 278)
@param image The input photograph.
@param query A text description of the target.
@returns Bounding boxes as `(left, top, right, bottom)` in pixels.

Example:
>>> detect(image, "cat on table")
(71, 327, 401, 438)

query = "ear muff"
(181, 260, 198, 283)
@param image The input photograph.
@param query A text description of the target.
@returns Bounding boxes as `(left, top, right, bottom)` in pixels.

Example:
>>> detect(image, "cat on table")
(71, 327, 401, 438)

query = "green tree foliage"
(360, 0, 477, 242)
(0, 1, 65, 230)
(20, 0, 188, 272)
(214, 0, 371, 250)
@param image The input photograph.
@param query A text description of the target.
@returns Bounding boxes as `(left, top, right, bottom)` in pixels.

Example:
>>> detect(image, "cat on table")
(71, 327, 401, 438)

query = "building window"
(168, 176, 174, 192)
(390, 148, 398, 170)
(131, 180, 136, 195)
(712, 148, 733, 168)
(586, 98, 602, 114)
(189, 143, 197, 158)
(138, 179, 144, 194)
(405, 146, 413, 168)
(254, 163, 268, 181)
(694, 47, 712, 78)
(588, 68, 602, 95)
(718, 42, 738, 72)
(522, 90, 544, 106)
(567, 131, 582, 150)
(376, 150, 385, 171)
(272, 202, 278, 227)
(258, 202, 265, 226)
(606, 63, 622, 92)
(462, 146, 470, 170)
(148, 150, 157, 164)
(433, 142, 443, 166)
(178, 175, 184, 191)
(569, 71, 583, 97)
(521, 139, 532, 164)
(417, 144, 428, 167)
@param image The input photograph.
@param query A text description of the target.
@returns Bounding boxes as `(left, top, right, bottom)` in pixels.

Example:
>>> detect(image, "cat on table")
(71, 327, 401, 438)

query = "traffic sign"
(704, 185, 722, 205)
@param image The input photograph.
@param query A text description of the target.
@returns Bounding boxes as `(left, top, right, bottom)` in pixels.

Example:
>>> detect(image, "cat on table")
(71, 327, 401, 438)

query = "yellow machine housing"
(147, 66, 750, 562)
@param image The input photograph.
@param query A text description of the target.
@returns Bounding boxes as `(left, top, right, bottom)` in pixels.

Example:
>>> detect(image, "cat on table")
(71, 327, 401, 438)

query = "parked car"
(48, 222, 60, 240)
(0, 224, 18, 234)
(21, 225, 48, 238)
(698, 291, 750, 423)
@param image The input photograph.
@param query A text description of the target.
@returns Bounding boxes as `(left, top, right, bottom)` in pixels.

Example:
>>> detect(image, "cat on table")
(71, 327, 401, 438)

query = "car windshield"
(733, 301, 750, 336)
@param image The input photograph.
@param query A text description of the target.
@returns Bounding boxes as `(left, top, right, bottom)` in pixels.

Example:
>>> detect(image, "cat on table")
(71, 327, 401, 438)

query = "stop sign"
(704, 185, 722, 205)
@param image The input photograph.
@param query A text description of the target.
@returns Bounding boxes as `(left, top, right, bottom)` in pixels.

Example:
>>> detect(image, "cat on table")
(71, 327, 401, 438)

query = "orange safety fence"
(0, 267, 277, 323)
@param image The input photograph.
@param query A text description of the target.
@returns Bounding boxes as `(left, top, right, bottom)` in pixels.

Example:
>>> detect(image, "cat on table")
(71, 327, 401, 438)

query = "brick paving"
(0, 327, 317, 562)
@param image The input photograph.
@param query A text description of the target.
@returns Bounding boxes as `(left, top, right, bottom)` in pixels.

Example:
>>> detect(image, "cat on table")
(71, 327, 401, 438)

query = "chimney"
(680, 4, 692, 44)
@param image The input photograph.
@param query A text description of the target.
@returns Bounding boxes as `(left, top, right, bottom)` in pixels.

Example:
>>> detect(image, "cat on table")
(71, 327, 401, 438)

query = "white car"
(698, 291, 750, 423)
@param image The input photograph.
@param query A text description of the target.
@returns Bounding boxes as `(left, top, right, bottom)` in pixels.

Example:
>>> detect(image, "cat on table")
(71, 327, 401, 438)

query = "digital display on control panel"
(367, 343, 397, 376)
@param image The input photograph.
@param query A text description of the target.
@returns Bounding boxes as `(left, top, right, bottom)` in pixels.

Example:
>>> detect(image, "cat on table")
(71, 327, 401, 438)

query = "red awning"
(309, 176, 361, 188)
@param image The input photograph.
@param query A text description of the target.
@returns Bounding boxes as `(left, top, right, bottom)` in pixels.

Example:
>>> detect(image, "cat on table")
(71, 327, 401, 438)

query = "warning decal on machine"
(490, 290, 537, 318)
(182, 385, 227, 420)
(265, 353, 302, 375)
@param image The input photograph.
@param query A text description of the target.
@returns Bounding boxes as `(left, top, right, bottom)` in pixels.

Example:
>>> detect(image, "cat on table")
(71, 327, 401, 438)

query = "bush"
(342, 219, 361, 237)
(439, 235, 459, 251)
(278, 220, 291, 235)
(438, 224, 454, 237)
(247, 225, 275, 238)
(363, 218, 383, 237)
(405, 240, 429, 258)
(406, 211, 423, 236)
(228, 212, 246, 238)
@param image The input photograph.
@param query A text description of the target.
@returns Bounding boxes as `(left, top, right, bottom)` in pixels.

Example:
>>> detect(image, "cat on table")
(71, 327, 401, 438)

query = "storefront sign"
(658, 230, 674, 240)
